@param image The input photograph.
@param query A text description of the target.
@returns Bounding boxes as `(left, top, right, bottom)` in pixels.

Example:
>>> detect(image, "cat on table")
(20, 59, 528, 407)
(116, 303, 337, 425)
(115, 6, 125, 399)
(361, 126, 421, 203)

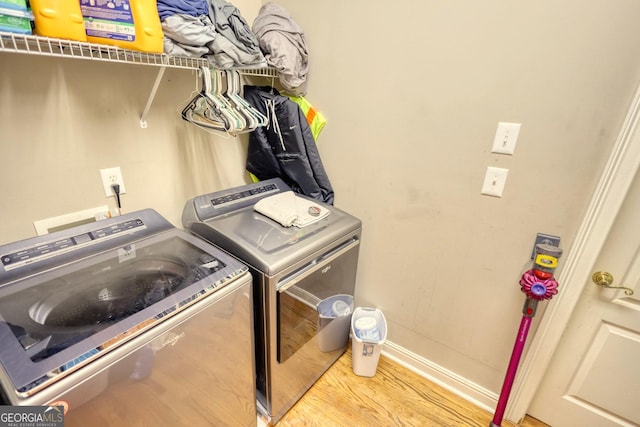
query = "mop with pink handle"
(490, 243, 563, 427)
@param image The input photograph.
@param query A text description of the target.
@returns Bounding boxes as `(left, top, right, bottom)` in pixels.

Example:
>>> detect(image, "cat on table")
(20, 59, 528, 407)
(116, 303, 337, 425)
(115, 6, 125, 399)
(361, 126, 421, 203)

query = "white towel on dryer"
(253, 191, 329, 228)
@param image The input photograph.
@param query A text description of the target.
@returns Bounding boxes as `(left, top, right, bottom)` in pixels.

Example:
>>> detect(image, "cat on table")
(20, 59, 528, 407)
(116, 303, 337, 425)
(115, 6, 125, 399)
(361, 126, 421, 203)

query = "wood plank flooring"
(273, 347, 549, 427)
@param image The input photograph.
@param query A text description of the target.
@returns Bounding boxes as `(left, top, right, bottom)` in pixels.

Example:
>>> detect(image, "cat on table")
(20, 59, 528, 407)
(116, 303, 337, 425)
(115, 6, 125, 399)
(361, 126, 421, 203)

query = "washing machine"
(0, 209, 257, 426)
(182, 178, 362, 423)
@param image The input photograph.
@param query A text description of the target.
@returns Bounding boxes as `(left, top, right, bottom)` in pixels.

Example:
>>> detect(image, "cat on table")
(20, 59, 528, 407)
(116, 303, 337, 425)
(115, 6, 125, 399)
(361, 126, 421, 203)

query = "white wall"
(1, 0, 640, 410)
(272, 0, 640, 395)
(0, 57, 248, 235)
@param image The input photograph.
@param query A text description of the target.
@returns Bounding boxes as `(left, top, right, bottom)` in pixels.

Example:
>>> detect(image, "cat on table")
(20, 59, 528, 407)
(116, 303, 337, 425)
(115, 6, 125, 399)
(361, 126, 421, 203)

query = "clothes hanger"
(226, 70, 269, 129)
(181, 67, 230, 132)
(224, 70, 257, 131)
(181, 66, 270, 135)
(205, 67, 246, 133)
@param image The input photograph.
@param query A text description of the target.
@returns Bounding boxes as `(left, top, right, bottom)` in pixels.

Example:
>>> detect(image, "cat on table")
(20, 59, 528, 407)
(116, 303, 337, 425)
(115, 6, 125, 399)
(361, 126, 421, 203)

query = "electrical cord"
(111, 183, 122, 215)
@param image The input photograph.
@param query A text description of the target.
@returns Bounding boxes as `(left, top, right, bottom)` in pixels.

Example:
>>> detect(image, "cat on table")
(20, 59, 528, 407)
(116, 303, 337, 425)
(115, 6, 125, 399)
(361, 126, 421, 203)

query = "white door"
(528, 170, 640, 427)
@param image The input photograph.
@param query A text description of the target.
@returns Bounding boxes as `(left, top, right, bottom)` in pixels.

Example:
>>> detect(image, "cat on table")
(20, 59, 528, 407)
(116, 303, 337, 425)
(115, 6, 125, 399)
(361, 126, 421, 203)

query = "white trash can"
(351, 307, 387, 377)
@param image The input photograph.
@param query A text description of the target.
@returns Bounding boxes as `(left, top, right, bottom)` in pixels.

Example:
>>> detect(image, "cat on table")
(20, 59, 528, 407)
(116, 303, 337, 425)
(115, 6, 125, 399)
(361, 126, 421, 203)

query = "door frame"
(506, 81, 640, 422)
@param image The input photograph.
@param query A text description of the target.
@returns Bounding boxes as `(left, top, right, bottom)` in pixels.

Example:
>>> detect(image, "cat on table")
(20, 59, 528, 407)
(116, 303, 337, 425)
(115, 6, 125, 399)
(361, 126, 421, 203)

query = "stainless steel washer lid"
(0, 210, 248, 396)
(183, 179, 362, 275)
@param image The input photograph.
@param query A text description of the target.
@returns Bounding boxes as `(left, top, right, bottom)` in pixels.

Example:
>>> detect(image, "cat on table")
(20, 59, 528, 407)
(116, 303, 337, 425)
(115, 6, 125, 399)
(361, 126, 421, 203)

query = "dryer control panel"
(184, 178, 290, 223)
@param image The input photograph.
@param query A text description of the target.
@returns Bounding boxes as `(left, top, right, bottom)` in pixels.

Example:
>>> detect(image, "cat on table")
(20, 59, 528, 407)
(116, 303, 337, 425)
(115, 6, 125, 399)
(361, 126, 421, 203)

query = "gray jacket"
(244, 85, 334, 205)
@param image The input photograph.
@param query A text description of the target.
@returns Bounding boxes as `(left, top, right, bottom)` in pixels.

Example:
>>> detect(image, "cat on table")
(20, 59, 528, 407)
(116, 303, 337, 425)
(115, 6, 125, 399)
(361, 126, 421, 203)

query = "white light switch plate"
(491, 122, 521, 155)
(481, 167, 509, 197)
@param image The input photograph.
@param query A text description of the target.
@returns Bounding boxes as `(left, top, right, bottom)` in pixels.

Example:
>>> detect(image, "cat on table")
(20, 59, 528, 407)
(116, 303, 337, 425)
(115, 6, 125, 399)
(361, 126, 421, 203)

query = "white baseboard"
(382, 340, 498, 414)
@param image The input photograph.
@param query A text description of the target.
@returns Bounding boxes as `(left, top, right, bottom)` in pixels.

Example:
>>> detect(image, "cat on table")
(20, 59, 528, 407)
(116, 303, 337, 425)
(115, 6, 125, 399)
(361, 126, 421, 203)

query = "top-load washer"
(182, 178, 362, 423)
(0, 209, 256, 426)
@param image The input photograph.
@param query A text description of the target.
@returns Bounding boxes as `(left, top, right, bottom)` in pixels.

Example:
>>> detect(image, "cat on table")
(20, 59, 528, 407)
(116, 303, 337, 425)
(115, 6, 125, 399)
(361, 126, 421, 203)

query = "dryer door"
(276, 237, 359, 363)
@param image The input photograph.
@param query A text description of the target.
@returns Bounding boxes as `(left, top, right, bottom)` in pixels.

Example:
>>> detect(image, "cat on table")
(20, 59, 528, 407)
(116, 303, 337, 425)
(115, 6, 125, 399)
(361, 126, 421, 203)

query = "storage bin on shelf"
(351, 307, 387, 377)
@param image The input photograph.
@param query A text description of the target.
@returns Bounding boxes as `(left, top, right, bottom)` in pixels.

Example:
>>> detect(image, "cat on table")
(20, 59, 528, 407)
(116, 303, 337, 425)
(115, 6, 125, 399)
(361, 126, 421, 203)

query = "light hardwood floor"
(273, 347, 549, 427)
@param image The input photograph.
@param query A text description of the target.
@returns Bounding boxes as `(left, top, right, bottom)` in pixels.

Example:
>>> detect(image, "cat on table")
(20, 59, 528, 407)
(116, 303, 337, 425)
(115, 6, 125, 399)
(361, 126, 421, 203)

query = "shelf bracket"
(139, 65, 167, 128)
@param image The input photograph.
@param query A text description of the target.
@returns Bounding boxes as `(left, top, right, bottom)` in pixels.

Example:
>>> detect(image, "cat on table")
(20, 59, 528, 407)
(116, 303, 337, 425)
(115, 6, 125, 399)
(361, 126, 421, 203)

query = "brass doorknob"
(591, 271, 634, 295)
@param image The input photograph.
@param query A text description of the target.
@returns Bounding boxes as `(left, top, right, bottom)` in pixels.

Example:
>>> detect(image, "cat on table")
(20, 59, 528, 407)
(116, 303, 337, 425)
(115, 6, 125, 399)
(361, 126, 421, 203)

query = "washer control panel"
(0, 209, 173, 284)
(1, 219, 146, 269)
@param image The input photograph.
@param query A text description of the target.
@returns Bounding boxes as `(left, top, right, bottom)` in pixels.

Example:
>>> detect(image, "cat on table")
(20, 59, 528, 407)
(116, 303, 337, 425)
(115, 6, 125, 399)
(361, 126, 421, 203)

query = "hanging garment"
(250, 95, 326, 183)
(252, 2, 309, 95)
(244, 86, 334, 205)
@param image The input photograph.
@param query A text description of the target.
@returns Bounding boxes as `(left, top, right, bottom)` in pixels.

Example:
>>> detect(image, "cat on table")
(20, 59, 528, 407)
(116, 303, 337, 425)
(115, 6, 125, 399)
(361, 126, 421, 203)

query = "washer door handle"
(277, 237, 359, 293)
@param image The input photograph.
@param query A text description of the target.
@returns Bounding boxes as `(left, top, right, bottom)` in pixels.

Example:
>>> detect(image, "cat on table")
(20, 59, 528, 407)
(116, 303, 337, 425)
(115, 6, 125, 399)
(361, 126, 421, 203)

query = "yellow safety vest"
(288, 95, 327, 141)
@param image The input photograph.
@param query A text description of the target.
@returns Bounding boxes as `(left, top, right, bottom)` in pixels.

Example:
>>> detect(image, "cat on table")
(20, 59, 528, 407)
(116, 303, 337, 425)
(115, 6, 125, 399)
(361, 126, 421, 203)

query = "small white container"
(354, 316, 379, 340)
(351, 307, 387, 377)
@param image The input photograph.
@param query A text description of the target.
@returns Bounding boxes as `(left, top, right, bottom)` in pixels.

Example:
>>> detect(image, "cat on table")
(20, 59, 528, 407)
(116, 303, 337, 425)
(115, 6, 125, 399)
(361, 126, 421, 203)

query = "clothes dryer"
(0, 209, 256, 426)
(182, 178, 362, 423)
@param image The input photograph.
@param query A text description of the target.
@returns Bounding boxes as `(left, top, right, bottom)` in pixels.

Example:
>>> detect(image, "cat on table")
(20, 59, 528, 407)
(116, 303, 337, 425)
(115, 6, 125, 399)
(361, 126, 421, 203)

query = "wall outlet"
(531, 233, 561, 259)
(99, 167, 127, 198)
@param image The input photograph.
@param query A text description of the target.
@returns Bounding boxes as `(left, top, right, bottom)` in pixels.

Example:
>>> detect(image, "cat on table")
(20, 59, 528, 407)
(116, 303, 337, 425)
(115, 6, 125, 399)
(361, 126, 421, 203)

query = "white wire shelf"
(0, 31, 277, 77)
(1, 31, 278, 127)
